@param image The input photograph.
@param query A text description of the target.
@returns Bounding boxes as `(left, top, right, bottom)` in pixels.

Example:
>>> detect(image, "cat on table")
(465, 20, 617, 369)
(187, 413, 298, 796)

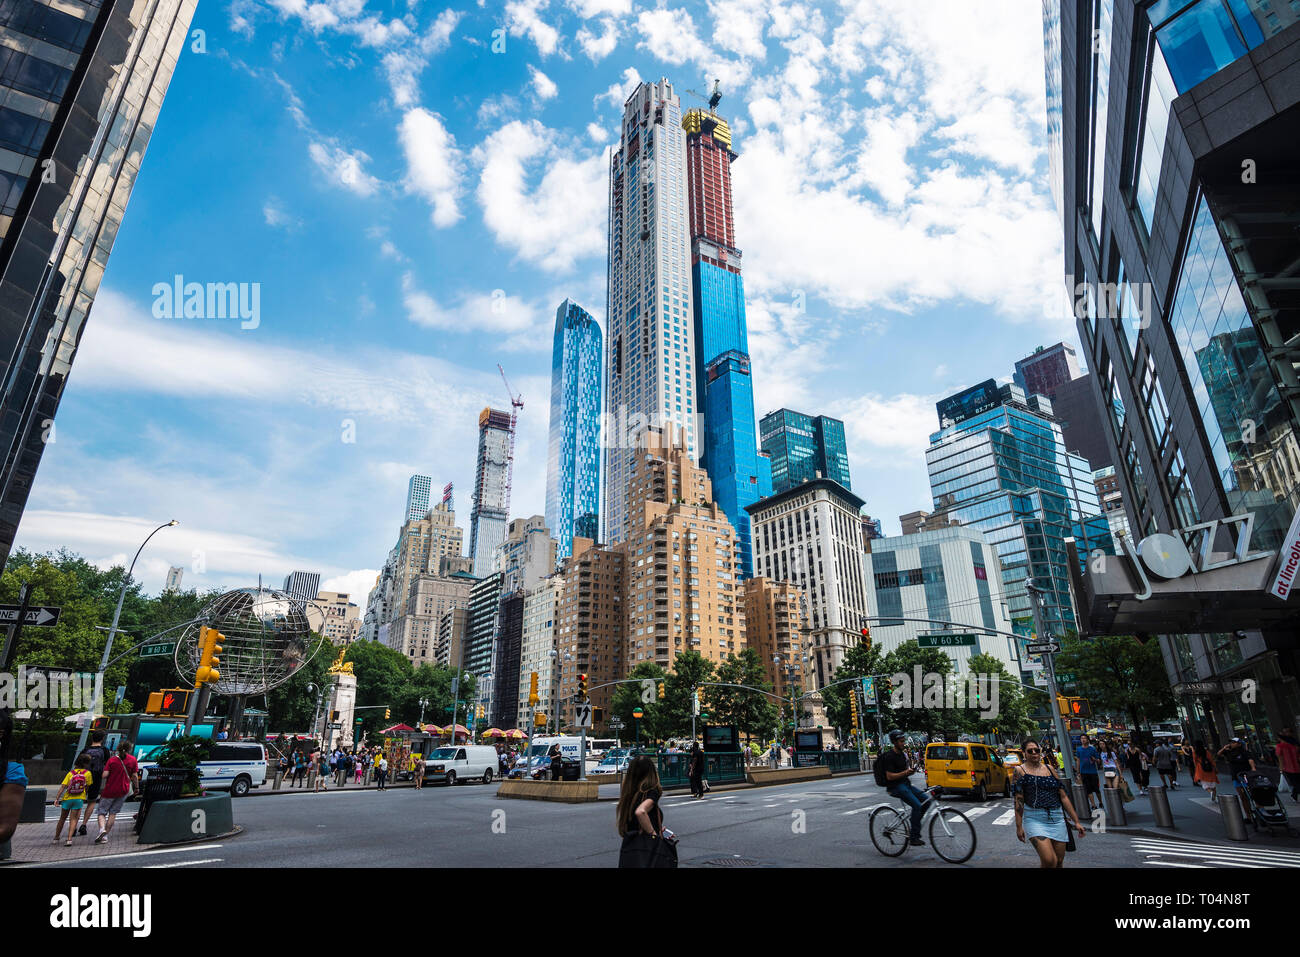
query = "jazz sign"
(1117, 513, 1275, 601)
(1268, 507, 1300, 601)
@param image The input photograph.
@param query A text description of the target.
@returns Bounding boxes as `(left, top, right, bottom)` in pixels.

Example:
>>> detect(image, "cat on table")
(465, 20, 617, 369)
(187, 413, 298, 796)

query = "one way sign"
(0, 605, 61, 627)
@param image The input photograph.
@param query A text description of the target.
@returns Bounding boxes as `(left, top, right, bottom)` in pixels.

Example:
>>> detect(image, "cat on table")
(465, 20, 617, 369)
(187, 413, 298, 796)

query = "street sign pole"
(1026, 579, 1075, 782)
(0, 583, 30, 674)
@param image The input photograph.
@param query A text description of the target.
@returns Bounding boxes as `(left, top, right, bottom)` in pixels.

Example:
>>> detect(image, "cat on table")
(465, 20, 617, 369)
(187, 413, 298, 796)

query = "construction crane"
(498, 364, 524, 513)
(686, 78, 722, 112)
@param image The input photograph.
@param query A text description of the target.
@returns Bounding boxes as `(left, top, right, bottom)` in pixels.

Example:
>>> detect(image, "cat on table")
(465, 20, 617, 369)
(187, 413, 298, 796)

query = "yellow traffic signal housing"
(657, 681, 665, 700)
(1057, 695, 1070, 716)
(534, 711, 547, 727)
(147, 688, 190, 715)
(528, 671, 539, 706)
(578, 673, 589, 699)
(196, 626, 223, 684)
(1071, 698, 1092, 717)
(384, 708, 391, 720)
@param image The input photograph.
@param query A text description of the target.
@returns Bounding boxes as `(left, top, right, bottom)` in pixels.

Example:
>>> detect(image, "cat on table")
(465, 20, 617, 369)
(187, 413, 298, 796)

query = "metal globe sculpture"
(176, 587, 319, 696)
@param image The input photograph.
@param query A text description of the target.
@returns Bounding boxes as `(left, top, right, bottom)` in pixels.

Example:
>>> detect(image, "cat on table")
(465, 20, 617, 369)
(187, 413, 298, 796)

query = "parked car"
(590, 750, 632, 775)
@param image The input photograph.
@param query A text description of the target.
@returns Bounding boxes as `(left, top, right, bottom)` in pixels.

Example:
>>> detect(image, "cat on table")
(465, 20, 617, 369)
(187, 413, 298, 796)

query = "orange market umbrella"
(424, 724, 444, 734)
(504, 729, 527, 739)
(482, 728, 505, 738)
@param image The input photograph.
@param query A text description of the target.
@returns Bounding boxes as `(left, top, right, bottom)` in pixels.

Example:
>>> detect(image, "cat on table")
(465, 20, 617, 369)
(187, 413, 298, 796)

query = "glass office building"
(926, 382, 1112, 636)
(545, 299, 602, 562)
(760, 408, 852, 494)
(0, 0, 198, 566)
(1045, 0, 1300, 745)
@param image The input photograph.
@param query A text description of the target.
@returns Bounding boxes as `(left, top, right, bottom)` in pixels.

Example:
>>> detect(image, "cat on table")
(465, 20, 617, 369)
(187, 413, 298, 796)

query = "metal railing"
(655, 752, 747, 788)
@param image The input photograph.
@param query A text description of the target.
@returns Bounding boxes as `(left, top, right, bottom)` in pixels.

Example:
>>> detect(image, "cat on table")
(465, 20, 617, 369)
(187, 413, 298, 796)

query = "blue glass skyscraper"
(926, 381, 1112, 637)
(683, 106, 771, 578)
(546, 299, 602, 562)
(760, 409, 852, 494)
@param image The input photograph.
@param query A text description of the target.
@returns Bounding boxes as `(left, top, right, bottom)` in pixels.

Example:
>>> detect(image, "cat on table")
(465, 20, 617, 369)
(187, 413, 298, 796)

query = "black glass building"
(1046, 0, 1300, 745)
(0, 0, 197, 565)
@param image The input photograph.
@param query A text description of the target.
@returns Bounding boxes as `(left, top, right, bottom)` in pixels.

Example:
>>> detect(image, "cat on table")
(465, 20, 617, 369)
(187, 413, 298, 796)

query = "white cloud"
(566, 0, 630, 15)
(635, 8, 707, 64)
(262, 197, 300, 229)
(382, 8, 463, 107)
(576, 18, 619, 61)
(528, 64, 558, 100)
(710, 0, 769, 59)
(307, 141, 382, 197)
(398, 108, 463, 227)
(400, 274, 548, 344)
(506, 0, 561, 56)
(585, 121, 609, 143)
(471, 119, 607, 272)
(320, 569, 380, 601)
(594, 66, 640, 110)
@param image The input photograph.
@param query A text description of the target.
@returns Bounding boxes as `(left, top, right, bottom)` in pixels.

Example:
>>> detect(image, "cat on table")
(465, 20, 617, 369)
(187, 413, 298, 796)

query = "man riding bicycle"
(880, 730, 927, 846)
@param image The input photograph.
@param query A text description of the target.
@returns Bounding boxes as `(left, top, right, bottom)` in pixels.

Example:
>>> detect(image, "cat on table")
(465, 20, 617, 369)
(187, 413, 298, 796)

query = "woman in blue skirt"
(1013, 738, 1087, 867)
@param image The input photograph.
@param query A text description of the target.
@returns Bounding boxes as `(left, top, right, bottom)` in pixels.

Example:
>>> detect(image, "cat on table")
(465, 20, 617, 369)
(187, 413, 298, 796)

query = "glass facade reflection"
(546, 299, 603, 563)
(0, 0, 198, 564)
(760, 408, 852, 494)
(1170, 200, 1299, 548)
(926, 386, 1112, 635)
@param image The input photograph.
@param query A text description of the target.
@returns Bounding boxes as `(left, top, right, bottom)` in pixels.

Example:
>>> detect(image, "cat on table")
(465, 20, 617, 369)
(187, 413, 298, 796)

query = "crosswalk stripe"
(993, 809, 1017, 825)
(842, 805, 880, 816)
(1143, 853, 1260, 868)
(963, 805, 1000, 819)
(1132, 840, 1300, 863)
(1145, 860, 1208, 868)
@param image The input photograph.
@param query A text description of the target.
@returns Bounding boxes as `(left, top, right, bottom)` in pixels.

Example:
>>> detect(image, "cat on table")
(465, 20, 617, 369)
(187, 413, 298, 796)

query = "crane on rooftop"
(686, 78, 722, 112)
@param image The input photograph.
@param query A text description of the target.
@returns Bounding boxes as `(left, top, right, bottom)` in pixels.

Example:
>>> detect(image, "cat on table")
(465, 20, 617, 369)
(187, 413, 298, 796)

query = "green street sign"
(918, 633, 977, 648)
(1057, 672, 1076, 683)
(139, 642, 177, 658)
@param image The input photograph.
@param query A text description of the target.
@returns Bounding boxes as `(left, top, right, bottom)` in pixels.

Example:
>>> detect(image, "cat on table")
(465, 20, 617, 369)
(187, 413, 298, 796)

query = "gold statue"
(328, 647, 354, 675)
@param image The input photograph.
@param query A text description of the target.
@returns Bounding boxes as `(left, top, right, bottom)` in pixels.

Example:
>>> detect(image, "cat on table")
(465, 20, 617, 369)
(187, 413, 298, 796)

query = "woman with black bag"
(617, 756, 677, 868)
(688, 743, 705, 799)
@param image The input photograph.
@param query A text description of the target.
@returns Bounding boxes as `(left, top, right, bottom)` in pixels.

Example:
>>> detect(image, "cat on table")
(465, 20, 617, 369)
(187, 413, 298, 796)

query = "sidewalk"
(1100, 773, 1300, 849)
(2, 817, 241, 865)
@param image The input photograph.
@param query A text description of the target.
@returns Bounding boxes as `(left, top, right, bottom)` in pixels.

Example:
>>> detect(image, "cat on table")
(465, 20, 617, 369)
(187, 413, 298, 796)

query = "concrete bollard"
(307, 769, 317, 788)
(1147, 785, 1174, 828)
(273, 771, 283, 790)
(1218, 793, 1249, 841)
(1103, 786, 1127, 825)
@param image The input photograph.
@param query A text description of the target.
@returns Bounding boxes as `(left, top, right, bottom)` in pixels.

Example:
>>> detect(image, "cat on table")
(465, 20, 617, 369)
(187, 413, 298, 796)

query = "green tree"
(1055, 633, 1176, 731)
(661, 651, 715, 738)
(879, 642, 973, 739)
(610, 662, 668, 746)
(966, 652, 1037, 739)
(710, 649, 779, 742)
(820, 642, 888, 737)
(342, 639, 414, 741)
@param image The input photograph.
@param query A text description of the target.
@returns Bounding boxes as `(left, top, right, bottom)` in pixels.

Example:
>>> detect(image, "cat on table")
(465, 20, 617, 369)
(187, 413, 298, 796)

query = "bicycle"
(869, 785, 977, 863)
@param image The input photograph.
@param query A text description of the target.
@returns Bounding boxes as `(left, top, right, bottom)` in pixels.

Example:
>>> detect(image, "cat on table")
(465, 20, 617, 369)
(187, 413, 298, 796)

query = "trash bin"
(560, 758, 581, 782)
(134, 767, 189, 835)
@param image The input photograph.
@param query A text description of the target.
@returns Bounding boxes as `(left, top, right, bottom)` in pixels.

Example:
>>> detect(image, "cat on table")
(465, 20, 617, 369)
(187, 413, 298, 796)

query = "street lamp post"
(76, 519, 177, 755)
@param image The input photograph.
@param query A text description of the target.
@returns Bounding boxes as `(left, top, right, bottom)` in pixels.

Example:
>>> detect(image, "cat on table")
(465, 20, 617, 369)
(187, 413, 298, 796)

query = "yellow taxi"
(924, 742, 1010, 800)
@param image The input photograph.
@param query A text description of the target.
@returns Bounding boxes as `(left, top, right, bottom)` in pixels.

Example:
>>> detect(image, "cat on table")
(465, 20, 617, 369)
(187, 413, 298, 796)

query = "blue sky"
(14, 0, 1077, 598)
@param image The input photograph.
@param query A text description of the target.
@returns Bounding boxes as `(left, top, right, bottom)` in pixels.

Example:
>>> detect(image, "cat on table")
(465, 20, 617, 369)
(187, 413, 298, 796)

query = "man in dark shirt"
(1218, 738, 1258, 825)
(881, 730, 927, 845)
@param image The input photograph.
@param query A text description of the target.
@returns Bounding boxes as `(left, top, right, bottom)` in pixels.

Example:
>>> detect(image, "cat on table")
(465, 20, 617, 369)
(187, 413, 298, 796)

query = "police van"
(141, 742, 268, 797)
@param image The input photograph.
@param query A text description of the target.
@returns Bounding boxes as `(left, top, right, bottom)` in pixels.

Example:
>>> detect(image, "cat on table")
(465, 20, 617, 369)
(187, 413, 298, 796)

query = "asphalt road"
(32, 774, 1300, 869)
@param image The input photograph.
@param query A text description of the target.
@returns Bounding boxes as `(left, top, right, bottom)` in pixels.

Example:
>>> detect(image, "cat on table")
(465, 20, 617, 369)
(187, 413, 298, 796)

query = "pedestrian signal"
(657, 681, 665, 700)
(384, 708, 391, 720)
(1070, 698, 1091, 717)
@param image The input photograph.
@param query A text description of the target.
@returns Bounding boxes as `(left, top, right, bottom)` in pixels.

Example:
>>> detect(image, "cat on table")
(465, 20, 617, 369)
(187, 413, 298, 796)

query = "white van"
(528, 736, 585, 763)
(424, 745, 499, 785)
(140, 742, 268, 797)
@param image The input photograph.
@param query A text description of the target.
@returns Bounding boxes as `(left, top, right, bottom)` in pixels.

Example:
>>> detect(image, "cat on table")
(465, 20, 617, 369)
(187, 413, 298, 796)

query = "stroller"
(1236, 770, 1298, 836)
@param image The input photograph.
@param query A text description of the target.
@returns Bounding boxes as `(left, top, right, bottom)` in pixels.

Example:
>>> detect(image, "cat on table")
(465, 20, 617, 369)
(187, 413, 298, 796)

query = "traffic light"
(1056, 695, 1070, 716)
(534, 711, 547, 727)
(331, 710, 340, 722)
(860, 624, 871, 650)
(849, 690, 859, 725)
(528, 671, 539, 706)
(384, 708, 391, 720)
(196, 626, 223, 684)
(578, 673, 588, 699)
(147, 688, 190, 715)
(1071, 698, 1092, 718)
(657, 681, 665, 700)
(593, 707, 605, 724)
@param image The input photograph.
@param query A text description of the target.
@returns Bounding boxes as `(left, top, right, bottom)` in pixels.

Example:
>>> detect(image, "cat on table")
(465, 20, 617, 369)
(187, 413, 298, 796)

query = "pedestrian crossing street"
(1133, 836, 1300, 868)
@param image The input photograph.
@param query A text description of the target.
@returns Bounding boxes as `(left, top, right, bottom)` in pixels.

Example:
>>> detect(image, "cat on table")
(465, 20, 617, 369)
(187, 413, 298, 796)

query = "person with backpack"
(76, 730, 110, 836)
(875, 730, 927, 846)
(292, 749, 307, 788)
(54, 754, 94, 846)
(94, 739, 139, 844)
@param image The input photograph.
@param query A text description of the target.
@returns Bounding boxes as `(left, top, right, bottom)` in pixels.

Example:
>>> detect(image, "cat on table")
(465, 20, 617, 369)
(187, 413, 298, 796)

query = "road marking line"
(1139, 849, 1282, 867)
(1144, 860, 1208, 868)
(963, 805, 997, 819)
(23, 843, 223, 867)
(145, 858, 223, 868)
(992, 809, 1017, 825)
(842, 805, 880, 816)
(1131, 840, 1300, 863)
